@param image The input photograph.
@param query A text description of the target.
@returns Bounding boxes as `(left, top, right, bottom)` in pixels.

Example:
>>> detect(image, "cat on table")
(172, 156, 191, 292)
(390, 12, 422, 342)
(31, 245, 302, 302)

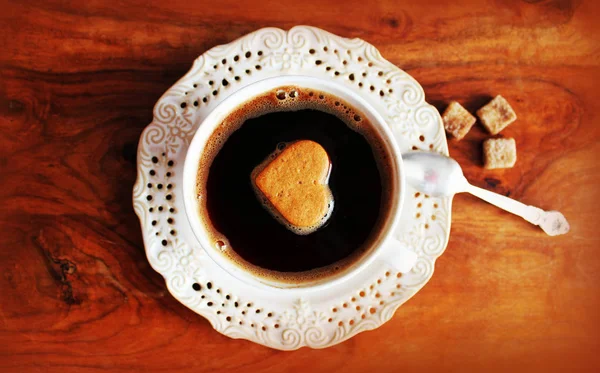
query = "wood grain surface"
(1, 0, 599, 372)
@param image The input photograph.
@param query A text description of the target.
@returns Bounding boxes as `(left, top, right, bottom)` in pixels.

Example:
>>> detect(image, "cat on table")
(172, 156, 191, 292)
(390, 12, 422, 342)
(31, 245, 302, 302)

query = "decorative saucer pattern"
(133, 26, 451, 350)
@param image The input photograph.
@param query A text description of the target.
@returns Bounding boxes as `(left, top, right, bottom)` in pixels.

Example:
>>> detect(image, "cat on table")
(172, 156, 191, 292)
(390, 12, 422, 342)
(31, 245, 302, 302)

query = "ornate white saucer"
(133, 26, 451, 350)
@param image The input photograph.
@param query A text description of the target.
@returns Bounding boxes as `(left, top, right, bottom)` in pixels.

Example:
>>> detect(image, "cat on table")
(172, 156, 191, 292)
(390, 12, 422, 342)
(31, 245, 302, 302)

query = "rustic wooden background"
(1, 0, 599, 372)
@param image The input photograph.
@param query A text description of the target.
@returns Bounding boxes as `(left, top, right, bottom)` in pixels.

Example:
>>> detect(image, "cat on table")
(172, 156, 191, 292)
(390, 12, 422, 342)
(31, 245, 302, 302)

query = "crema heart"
(251, 140, 334, 235)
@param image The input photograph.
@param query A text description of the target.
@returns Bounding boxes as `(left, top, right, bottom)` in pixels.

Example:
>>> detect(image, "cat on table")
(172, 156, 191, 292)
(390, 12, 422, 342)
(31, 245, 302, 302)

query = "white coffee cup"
(182, 75, 416, 290)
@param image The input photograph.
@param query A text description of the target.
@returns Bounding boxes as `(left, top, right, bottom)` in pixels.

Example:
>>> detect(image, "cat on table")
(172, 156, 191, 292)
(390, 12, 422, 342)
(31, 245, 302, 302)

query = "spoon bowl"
(403, 152, 468, 197)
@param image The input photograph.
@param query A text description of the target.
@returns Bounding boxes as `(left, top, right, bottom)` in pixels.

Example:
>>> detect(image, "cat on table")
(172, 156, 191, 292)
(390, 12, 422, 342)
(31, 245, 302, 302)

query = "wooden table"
(2, 0, 599, 371)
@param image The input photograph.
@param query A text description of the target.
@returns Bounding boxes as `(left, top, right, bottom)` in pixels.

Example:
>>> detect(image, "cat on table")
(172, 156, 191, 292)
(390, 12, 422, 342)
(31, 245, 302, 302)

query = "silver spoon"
(403, 151, 570, 236)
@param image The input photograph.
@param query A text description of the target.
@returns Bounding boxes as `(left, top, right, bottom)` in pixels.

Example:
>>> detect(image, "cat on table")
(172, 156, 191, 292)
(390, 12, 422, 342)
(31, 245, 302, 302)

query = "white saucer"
(133, 26, 451, 350)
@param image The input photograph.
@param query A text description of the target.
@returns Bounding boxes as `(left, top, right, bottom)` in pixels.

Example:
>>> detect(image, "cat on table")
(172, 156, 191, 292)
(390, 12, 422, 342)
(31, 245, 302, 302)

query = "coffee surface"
(195, 87, 394, 283)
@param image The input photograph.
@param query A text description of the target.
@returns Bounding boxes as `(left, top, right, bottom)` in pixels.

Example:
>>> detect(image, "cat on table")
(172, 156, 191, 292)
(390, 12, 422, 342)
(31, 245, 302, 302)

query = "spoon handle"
(465, 184, 570, 236)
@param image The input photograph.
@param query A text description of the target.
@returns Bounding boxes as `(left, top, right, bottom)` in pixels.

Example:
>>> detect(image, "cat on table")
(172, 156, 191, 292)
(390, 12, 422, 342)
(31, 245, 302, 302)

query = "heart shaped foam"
(251, 140, 334, 235)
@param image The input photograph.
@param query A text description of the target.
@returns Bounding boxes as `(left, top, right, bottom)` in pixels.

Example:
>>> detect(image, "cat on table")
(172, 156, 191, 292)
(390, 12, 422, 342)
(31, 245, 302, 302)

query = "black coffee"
(196, 87, 395, 283)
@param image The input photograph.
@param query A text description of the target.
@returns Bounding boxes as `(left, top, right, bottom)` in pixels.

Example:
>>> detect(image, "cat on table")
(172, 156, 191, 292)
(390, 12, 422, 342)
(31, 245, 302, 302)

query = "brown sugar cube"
(252, 140, 333, 235)
(483, 138, 517, 169)
(476, 95, 517, 135)
(442, 101, 477, 140)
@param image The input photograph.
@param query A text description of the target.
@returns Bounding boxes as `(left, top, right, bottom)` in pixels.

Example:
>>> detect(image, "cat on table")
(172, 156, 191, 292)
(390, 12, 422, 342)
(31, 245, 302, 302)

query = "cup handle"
(382, 238, 418, 273)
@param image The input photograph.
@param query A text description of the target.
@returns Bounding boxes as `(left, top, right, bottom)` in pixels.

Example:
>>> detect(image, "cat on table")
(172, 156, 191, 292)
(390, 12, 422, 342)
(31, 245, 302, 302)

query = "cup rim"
(182, 75, 405, 292)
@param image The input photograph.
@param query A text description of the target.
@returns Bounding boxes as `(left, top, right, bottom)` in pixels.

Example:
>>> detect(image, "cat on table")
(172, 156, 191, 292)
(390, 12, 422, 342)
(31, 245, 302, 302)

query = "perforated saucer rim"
(133, 26, 451, 350)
